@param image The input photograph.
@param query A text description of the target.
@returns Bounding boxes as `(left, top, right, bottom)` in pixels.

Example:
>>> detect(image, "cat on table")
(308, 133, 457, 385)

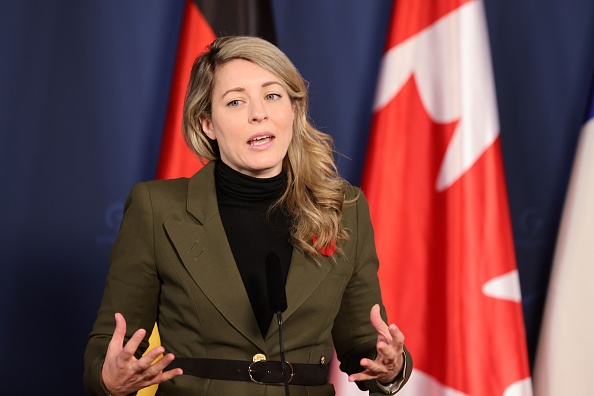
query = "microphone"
(266, 251, 287, 313)
(265, 251, 290, 396)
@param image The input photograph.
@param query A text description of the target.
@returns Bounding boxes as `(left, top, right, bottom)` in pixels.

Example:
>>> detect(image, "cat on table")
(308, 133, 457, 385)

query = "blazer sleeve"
(83, 183, 161, 396)
(331, 188, 413, 394)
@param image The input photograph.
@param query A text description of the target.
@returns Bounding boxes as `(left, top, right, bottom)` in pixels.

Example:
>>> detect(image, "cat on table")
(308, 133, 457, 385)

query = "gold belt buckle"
(248, 355, 294, 385)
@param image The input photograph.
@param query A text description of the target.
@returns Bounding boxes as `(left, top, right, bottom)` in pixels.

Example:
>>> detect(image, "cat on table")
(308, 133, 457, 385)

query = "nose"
(249, 99, 267, 123)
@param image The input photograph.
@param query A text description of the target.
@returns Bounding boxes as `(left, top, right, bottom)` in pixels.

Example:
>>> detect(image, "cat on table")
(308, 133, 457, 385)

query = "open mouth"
(248, 135, 275, 146)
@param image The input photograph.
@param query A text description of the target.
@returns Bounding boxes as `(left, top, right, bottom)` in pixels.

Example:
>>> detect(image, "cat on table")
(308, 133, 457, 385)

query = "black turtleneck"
(215, 160, 292, 337)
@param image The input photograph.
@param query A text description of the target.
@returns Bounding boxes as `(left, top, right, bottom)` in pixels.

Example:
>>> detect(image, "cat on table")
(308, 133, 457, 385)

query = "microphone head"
(265, 251, 287, 313)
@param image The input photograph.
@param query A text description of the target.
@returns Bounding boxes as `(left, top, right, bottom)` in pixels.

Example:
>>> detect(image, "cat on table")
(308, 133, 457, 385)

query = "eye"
(227, 99, 242, 107)
(265, 93, 281, 100)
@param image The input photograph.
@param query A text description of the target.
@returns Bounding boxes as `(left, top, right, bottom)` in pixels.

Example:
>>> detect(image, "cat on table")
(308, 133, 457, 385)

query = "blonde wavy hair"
(182, 36, 354, 259)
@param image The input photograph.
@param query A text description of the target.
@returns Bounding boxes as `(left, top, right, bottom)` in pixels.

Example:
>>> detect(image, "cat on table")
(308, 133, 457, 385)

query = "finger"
(136, 354, 181, 385)
(143, 352, 177, 376)
(159, 367, 184, 382)
(141, 345, 166, 365)
(349, 369, 399, 384)
(388, 324, 405, 346)
(147, 367, 183, 386)
(385, 325, 405, 360)
(348, 372, 373, 382)
(134, 346, 165, 372)
(375, 340, 397, 362)
(369, 304, 391, 342)
(121, 327, 147, 357)
(349, 356, 401, 383)
(348, 366, 382, 383)
(348, 366, 374, 382)
(361, 357, 389, 375)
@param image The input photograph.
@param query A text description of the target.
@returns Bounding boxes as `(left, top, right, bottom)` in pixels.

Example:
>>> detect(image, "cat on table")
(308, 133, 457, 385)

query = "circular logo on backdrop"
(96, 201, 124, 245)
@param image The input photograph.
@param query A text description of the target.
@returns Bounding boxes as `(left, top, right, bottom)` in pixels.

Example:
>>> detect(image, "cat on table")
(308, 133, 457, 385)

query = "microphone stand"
(266, 251, 290, 396)
(276, 311, 290, 396)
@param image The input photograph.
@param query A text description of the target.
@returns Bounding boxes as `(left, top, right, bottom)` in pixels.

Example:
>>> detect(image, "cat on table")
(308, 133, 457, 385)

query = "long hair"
(183, 36, 353, 259)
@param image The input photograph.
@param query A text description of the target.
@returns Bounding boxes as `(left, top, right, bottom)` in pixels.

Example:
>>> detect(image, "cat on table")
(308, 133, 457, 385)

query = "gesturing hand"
(348, 304, 405, 385)
(101, 313, 183, 396)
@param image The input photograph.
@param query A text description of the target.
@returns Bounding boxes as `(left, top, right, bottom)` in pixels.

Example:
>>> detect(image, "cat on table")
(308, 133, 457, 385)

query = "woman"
(84, 36, 412, 396)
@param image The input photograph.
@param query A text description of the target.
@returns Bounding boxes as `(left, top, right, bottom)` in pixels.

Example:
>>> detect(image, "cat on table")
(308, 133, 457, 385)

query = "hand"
(101, 313, 183, 396)
(348, 304, 405, 385)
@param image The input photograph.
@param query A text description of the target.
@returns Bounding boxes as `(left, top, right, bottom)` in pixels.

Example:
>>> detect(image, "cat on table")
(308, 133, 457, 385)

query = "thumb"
(111, 313, 127, 348)
(369, 304, 389, 336)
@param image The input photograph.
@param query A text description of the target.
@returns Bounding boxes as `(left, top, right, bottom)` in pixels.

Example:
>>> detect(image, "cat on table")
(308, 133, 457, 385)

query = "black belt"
(168, 357, 328, 386)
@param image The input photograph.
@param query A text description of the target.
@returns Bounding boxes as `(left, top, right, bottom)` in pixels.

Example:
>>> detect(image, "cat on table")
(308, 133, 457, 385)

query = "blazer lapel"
(164, 162, 266, 351)
(264, 248, 334, 340)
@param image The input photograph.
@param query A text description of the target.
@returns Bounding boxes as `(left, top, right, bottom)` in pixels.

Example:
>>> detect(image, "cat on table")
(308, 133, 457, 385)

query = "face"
(201, 59, 294, 178)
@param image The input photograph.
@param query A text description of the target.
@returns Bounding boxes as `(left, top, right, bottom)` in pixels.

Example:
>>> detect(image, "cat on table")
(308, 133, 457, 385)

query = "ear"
(200, 116, 216, 140)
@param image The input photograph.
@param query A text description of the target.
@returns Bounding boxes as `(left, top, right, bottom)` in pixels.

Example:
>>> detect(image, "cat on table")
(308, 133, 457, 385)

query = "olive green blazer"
(84, 161, 412, 396)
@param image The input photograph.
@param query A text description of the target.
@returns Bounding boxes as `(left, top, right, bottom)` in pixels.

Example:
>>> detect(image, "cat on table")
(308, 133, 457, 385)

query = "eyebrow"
(221, 81, 283, 98)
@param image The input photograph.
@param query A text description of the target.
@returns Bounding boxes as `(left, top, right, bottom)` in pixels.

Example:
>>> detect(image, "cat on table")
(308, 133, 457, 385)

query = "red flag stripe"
(156, 0, 214, 180)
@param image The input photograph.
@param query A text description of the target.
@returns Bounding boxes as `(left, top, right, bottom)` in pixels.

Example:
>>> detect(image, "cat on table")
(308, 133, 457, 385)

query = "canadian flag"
(359, 0, 533, 395)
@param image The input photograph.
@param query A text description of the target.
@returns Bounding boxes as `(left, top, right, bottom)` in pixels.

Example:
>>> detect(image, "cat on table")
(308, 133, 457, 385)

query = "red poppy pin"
(312, 236, 336, 257)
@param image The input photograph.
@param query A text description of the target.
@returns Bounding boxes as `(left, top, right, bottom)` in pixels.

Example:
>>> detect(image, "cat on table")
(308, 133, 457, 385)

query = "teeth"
(249, 135, 273, 144)
(252, 135, 272, 141)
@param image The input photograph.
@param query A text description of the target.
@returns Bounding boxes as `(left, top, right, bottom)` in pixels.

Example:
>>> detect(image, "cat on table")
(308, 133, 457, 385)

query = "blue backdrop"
(1, 1, 593, 394)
